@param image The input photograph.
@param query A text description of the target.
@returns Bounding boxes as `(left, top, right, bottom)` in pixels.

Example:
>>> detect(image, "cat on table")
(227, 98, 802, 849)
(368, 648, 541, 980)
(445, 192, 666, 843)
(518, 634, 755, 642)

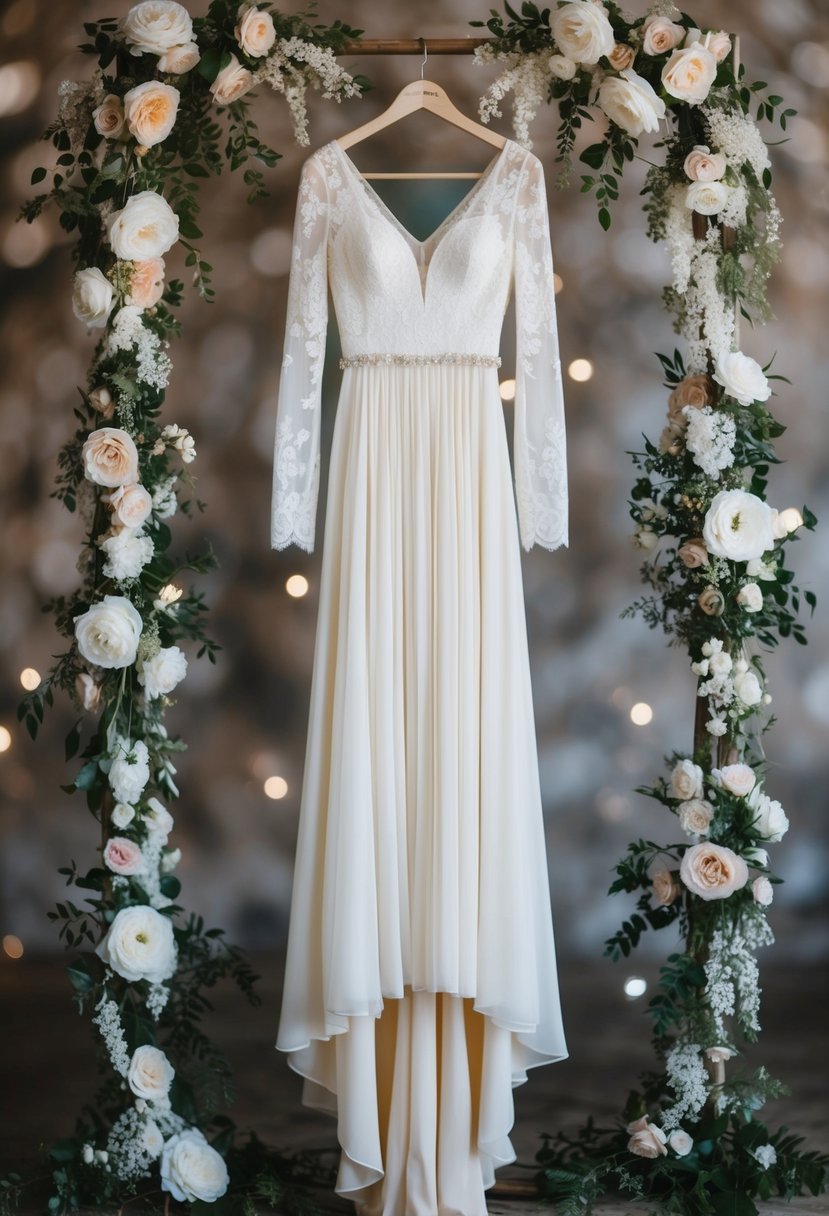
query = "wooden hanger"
(336, 39, 506, 180)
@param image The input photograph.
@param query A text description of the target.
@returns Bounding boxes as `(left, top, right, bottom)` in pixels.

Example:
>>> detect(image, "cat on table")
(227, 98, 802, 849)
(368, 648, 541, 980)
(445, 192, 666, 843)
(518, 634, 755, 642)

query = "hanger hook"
(420, 37, 428, 80)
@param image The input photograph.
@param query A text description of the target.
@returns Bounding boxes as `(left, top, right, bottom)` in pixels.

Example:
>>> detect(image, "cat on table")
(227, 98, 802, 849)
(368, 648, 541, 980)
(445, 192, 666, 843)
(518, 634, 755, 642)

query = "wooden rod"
(340, 38, 491, 55)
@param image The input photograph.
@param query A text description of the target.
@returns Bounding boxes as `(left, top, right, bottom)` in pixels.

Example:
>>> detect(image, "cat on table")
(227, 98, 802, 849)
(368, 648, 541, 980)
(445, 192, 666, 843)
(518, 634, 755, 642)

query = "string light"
(264, 775, 288, 800)
(19, 667, 40, 691)
(0, 726, 11, 753)
(286, 574, 309, 598)
(624, 976, 647, 999)
(567, 358, 593, 382)
(630, 702, 653, 726)
(2, 935, 24, 960)
(498, 378, 516, 402)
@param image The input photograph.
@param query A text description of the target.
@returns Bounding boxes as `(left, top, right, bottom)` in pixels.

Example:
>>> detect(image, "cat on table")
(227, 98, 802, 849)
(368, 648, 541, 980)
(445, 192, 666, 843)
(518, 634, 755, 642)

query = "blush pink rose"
(127, 258, 165, 309)
(103, 835, 145, 876)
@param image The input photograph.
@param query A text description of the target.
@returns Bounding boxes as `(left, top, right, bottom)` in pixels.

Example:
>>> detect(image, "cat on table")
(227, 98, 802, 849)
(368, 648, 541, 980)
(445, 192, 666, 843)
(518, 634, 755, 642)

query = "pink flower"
(103, 835, 144, 876)
(627, 1116, 668, 1158)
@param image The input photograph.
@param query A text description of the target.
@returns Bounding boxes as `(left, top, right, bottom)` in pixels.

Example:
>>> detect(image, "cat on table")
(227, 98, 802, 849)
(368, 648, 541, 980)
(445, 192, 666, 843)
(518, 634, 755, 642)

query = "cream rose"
(608, 43, 634, 72)
(678, 538, 708, 568)
(122, 1, 194, 56)
(627, 1116, 668, 1159)
(707, 30, 732, 62)
(749, 786, 789, 841)
(158, 41, 201, 73)
(112, 802, 136, 828)
(103, 836, 145, 876)
(82, 427, 139, 488)
(93, 94, 127, 139)
(551, 1, 615, 64)
(72, 268, 115, 329)
(96, 904, 177, 982)
(210, 54, 254, 105)
(685, 180, 729, 215)
(669, 1130, 694, 1156)
(678, 799, 714, 838)
(108, 191, 179, 260)
(160, 1130, 229, 1203)
(138, 645, 188, 700)
(123, 81, 179, 147)
(698, 585, 724, 616)
(548, 53, 577, 79)
(737, 582, 763, 613)
(127, 1044, 175, 1101)
(642, 14, 684, 56)
(713, 351, 771, 406)
(108, 483, 153, 529)
(684, 144, 726, 182)
(772, 507, 804, 538)
(235, 5, 276, 57)
(652, 868, 680, 906)
(76, 672, 102, 711)
(671, 759, 704, 802)
(89, 385, 116, 418)
(75, 595, 143, 669)
(598, 69, 666, 136)
(661, 42, 718, 104)
(734, 668, 763, 707)
(713, 763, 756, 798)
(702, 490, 775, 562)
(680, 842, 749, 901)
(127, 257, 165, 309)
(752, 875, 774, 906)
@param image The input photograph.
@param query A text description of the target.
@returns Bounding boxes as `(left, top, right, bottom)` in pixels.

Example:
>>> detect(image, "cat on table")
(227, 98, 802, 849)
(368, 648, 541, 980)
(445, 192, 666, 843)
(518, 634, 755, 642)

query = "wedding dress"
(272, 137, 568, 1216)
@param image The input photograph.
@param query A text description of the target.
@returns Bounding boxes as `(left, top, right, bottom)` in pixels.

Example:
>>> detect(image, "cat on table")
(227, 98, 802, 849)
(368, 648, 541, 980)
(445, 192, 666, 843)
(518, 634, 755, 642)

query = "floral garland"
(15, 2, 364, 1211)
(471, 2, 827, 1211)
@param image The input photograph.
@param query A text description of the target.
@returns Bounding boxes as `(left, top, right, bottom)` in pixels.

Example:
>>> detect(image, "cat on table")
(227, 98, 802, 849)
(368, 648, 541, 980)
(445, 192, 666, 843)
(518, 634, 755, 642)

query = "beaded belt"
(338, 353, 501, 369)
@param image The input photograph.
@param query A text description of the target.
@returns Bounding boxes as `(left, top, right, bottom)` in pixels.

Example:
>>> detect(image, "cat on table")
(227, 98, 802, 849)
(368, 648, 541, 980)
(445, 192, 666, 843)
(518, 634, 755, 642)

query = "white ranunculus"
(680, 842, 749, 901)
(72, 268, 115, 329)
(712, 763, 756, 798)
(669, 1130, 694, 1157)
(158, 41, 201, 73)
(551, 1, 615, 65)
(108, 191, 179, 260)
(235, 4, 276, 57)
(685, 180, 729, 215)
(661, 41, 718, 104)
(752, 875, 774, 906)
(123, 80, 180, 147)
(749, 786, 789, 842)
(109, 738, 151, 805)
(96, 904, 177, 982)
(702, 489, 775, 562)
(670, 759, 704, 801)
(127, 1044, 175, 1101)
(139, 645, 188, 700)
(122, 1, 194, 56)
(737, 582, 763, 613)
(160, 1130, 229, 1203)
(598, 69, 666, 136)
(112, 802, 136, 828)
(713, 351, 771, 406)
(100, 529, 154, 581)
(75, 595, 143, 669)
(548, 53, 577, 80)
(734, 668, 763, 707)
(678, 799, 714, 838)
(144, 796, 175, 842)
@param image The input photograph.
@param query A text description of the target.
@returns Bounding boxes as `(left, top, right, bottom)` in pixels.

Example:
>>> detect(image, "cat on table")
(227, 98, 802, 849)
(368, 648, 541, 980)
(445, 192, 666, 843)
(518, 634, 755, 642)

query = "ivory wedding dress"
(272, 137, 568, 1216)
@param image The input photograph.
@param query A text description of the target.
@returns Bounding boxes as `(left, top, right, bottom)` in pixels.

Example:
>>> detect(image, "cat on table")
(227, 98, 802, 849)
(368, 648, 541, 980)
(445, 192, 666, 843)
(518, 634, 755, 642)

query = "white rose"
(551, 1, 615, 65)
(708, 649, 732, 677)
(685, 180, 729, 215)
(75, 595, 143, 669)
(598, 69, 666, 136)
(642, 14, 685, 56)
(754, 1144, 777, 1170)
(158, 41, 201, 73)
(108, 191, 179, 260)
(235, 5, 276, 57)
(122, 1, 194, 56)
(702, 490, 775, 562)
(210, 54, 254, 105)
(744, 846, 769, 867)
(108, 483, 153, 529)
(127, 1044, 175, 1101)
(96, 904, 177, 982)
(712, 763, 756, 797)
(123, 81, 180, 147)
(93, 94, 127, 140)
(737, 582, 763, 613)
(684, 144, 727, 182)
(669, 1130, 694, 1157)
(634, 526, 658, 550)
(670, 759, 704, 801)
(83, 426, 139, 488)
(749, 786, 789, 842)
(652, 868, 680, 905)
(734, 668, 763, 707)
(144, 796, 175, 842)
(752, 875, 774, 906)
(678, 799, 714, 838)
(707, 30, 732, 63)
(100, 529, 154, 581)
(109, 738, 150, 804)
(680, 842, 749, 901)
(661, 41, 718, 104)
(746, 558, 775, 580)
(82, 1144, 95, 1164)
(138, 645, 188, 700)
(112, 802, 136, 828)
(548, 54, 577, 80)
(72, 268, 114, 329)
(713, 351, 771, 406)
(160, 1130, 229, 1204)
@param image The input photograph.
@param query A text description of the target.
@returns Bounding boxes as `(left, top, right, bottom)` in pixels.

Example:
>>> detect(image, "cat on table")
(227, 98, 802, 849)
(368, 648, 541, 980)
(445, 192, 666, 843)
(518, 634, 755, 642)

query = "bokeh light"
(19, 668, 40, 691)
(264, 776, 289, 800)
(499, 378, 516, 402)
(2, 935, 24, 960)
(630, 702, 653, 726)
(567, 358, 594, 382)
(0, 726, 11, 753)
(286, 574, 309, 598)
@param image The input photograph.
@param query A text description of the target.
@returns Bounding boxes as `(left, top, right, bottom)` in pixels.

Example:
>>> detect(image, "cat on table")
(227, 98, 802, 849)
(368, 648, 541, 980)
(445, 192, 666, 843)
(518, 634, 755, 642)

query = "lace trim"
(339, 353, 502, 369)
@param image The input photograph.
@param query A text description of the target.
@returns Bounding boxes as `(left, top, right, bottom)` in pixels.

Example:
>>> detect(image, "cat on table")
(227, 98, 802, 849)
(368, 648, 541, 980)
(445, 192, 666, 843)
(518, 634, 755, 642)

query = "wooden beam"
(340, 38, 491, 55)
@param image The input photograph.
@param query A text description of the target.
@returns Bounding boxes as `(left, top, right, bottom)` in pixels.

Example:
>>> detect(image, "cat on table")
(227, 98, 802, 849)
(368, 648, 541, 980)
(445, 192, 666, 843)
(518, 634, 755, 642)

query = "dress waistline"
(338, 353, 502, 370)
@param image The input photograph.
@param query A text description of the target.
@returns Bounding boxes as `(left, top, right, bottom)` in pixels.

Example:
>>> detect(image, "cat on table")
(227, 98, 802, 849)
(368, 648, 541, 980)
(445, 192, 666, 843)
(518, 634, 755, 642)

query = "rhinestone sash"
(338, 353, 502, 370)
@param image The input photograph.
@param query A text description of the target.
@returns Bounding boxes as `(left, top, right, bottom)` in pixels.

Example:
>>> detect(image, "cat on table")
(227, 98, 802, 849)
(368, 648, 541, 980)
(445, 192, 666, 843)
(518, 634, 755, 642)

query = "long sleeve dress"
(271, 137, 568, 1216)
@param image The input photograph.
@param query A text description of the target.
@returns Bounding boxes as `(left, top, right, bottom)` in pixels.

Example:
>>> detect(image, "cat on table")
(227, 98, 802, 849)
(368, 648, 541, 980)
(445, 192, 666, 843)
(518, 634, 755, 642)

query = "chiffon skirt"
(276, 363, 567, 1216)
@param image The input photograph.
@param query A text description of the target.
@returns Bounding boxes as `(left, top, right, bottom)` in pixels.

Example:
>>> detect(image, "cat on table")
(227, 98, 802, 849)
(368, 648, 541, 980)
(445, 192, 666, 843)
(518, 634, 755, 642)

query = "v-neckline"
(331, 138, 512, 255)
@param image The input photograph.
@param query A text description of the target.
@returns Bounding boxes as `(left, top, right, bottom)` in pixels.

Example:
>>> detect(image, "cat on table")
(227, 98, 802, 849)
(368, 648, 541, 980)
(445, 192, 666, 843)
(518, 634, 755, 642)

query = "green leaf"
(66, 964, 94, 993)
(598, 206, 611, 231)
(31, 166, 47, 184)
(74, 760, 99, 791)
(710, 1191, 758, 1216)
(64, 721, 81, 762)
(197, 47, 232, 85)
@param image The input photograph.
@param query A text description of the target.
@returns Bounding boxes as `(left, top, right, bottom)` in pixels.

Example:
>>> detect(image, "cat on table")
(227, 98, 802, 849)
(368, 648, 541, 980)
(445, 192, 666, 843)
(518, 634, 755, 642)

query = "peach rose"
(93, 94, 127, 140)
(678, 798, 714, 838)
(627, 1116, 668, 1158)
(698, 585, 725, 616)
(89, 385, 116, 419)
(678, 538, 708, 568)
(684, 144, 727, 182)
(707, 30, 732, 63)
(127, 257, 165, 309)
(235, 5, 276, 58)
(76, 672, 102, 712)
(667, 374, 716, 423)
(108, 483, 153, 529)
(103, 836, 145, 876)
(652, 868, 680, 906)
(661, 42, 717, 105)
(123, 81, 180, 148)
(210, 54, 254, 105)
(659, 420, 684, 456)
(82, 427, 139, 488)
(158, 41, 201, 73)
(608, 43, 635, 71)
(642, 14, 684, 56)
(713, 763, 756, 798)
(680, 842, 749, 901)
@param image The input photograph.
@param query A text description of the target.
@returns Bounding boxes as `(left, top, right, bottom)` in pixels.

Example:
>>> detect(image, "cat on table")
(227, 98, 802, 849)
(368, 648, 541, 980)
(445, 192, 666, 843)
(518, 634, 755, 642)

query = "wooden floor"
(2, 954, 827, 1212)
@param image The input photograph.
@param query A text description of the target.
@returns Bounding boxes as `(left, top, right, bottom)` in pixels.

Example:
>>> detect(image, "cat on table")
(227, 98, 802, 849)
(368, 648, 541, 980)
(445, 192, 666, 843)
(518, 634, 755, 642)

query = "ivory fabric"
(272, 138, 568, 1216)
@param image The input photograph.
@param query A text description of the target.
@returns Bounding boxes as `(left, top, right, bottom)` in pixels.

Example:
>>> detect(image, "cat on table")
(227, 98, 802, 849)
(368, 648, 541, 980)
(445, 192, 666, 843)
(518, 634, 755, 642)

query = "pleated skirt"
(276, 363, 567, 1216)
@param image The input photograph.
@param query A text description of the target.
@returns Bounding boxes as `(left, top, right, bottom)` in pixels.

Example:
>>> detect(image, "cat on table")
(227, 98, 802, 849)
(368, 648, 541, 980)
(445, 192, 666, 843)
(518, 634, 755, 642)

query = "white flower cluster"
(704, 913, 774, 1039)
(692, 640, 766, 738)
(147, 982, 171, 1020)
(661, 1040, 710, 1131)
(702, 106, 771, 183)
(58, 75, 105, 152)
(99, 528, 155, 582)
(92, 995, 131, 1077)
(106, 1107, 165, 1182)
(156, 423, 196, 463)
(104, 305, 172, 390)
(683, 405, 736, 478)
(253, 36, 361, 145)
(474, 49, 551, 149)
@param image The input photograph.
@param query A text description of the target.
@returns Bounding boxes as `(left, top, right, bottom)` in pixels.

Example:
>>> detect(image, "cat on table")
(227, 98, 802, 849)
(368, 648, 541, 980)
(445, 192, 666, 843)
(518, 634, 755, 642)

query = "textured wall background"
(1, 1, 827, 980)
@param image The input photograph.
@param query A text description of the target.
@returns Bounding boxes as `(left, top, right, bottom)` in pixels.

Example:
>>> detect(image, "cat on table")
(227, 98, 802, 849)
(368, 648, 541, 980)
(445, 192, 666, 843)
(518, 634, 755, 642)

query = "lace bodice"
(271, 138, 567, 553)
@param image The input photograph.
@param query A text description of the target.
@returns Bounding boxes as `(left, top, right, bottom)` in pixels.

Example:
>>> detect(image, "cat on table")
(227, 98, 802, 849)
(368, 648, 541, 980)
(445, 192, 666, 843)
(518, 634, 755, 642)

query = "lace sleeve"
(512, 153, 568, 552)
(271, 155, 330, 551)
